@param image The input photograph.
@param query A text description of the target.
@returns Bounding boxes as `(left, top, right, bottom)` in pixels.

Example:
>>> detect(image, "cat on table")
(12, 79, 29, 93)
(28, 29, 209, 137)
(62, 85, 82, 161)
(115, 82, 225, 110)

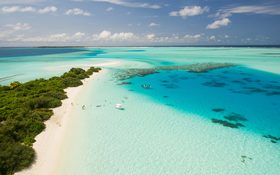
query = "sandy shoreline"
(15, 75, 95, 175)
(15, 61, 120, 175)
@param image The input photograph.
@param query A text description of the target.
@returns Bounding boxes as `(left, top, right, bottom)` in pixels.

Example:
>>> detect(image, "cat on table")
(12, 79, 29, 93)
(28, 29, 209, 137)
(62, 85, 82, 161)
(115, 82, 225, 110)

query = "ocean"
(1, 47, 280, 174)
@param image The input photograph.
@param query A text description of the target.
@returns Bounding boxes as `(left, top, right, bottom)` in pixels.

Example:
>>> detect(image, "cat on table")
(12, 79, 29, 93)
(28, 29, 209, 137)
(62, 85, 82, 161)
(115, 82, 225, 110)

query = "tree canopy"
(0, 67, 101, 175)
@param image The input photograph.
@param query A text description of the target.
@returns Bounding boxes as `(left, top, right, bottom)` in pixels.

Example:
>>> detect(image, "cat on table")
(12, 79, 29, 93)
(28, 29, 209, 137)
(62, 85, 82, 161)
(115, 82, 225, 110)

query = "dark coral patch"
(241, 155, 253, 163)
(228, 89, 252, 95)
(242, 87, 267, 93)
(212, 108, 225, 112)
(263, 134, 280, 144)
(240, 72, 252, 76)
(118, 81, 132, 85)
(224, 113, 248, 122)
(217, 75, 228, 79)
(114, 63, 236, 80)
(222, 71, 229, 74)
(242, 77, 254, 82)
(262, 84, 280, 90)
(211, 118, 245, 129)
(162, 83, 179, 89)
(180, 76, 189, 80)
(266, 91, 280, 96)
(202, 80, 226, 87)
(161, 80, 169, 83)
(231, 80, 245, 85)
(271, 140, 277, 143)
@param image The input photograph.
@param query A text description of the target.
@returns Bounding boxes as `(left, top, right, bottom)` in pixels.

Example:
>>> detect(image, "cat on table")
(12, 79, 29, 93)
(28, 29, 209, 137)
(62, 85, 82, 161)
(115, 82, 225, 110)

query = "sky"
(0, 0, 280, 46)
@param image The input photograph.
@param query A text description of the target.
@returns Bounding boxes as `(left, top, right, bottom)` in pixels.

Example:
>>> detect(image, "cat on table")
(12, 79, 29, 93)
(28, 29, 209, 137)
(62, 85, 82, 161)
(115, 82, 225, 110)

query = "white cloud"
(73, 32, 85, 38)
(1, 6, 57, 14)
(149, 22, 159, 27)
(20, 6, 36, 12)
(92, 0, 161, 9)
(97, 30, 111, 40)
(49, 33, 68, 41)
(143, 33, 206, 43)
(21, 32, 86, 42)
(184, 34, 202, 39)
(4, 34, 25, 42)
(38, 6, 57, 14)
(0, 23, 32, 41)
(1, 6, 35, 13)
(1, 6, 18, 13)
(111, 32, 134, 40)
(65, 8, 91, 16)
(106, 7, 113, 11)
(207, 18, 231, 29)
(208, 5, 280, 30)
(213, 5, 280, 20)
(146, 34, 155, 40)
(0, 0, 43, 5)
(71, 32, 86, 41)
(5, 23, 31, 31)
(169, 6, 208, 18)
(222, 5, 280, 17)
(0, 29, 227, 45)
(93, 30, 135, 41)
(209, 35, 216, 40)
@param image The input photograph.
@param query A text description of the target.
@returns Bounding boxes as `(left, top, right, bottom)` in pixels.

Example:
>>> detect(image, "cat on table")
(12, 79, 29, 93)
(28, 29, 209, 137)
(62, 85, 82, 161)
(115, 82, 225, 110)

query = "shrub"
(61, 77, 83, 87)
(0, 67, 101, 174)
(27, 97, 62, 109)
(9, 81, 21, 90)
(0, 142, 35, 174)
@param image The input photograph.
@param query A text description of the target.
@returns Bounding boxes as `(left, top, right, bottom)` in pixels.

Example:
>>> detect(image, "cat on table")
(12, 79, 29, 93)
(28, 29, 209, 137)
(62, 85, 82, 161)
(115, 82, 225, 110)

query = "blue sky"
(0, 0, 280, 46)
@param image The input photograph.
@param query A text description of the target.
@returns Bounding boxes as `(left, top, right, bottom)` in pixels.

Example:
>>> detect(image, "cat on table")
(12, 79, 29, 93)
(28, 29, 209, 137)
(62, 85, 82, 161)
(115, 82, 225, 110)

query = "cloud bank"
(207, 18, 231, 29)
(1, 6, 57, 14)
(207, 5, 280, 29)
(65, 8, 91, 16)
(91, 0, 161, 9)
(170, 6, 209, 18)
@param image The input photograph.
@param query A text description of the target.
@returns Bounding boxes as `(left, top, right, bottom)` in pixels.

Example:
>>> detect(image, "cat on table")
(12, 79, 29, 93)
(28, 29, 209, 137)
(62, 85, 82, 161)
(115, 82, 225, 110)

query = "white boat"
(115, 103, 124, 110)
(141, 84, 152, 89)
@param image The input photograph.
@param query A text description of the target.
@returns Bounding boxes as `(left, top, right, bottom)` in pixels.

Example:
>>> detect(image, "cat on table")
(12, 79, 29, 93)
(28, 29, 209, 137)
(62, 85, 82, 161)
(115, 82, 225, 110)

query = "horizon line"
(1, 44, 280, 48)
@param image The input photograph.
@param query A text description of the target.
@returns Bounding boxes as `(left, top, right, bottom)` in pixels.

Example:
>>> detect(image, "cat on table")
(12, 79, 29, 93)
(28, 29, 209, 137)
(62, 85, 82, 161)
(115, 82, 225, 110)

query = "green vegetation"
(0, 67, 101, 175)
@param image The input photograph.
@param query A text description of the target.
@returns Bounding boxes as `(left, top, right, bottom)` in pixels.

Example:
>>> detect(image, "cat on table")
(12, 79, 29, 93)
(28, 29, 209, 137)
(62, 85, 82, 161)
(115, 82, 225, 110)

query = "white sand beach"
(16, 61, 120, 175)
(15, 76, 95, 175)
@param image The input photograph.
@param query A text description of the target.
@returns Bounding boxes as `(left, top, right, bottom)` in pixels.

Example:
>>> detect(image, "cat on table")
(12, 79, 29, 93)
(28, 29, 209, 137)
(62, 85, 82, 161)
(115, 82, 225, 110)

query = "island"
(0, 67, 101, 175)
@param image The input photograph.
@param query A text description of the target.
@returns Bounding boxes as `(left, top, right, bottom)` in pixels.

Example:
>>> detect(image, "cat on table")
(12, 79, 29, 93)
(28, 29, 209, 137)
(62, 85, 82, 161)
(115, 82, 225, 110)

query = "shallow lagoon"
(56, 68, 280, 175)
(124, 66, 280, 138)
(1, 47, 280, 174)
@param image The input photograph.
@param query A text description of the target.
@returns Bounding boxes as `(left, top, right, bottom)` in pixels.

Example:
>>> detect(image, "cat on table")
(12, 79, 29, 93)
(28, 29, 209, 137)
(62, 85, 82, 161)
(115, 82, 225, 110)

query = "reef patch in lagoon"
(114, 62, 236, 80)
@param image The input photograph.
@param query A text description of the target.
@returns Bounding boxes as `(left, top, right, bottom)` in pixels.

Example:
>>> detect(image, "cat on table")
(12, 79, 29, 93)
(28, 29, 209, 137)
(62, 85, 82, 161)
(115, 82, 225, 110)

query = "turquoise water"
(0, 48, 106, 83)
(2, 47, 280, 84)
(1, 47, 280, 174)
(0, 47, 87, 57)
(126, 66, 280, 137)
(56, 67, 280, 175)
